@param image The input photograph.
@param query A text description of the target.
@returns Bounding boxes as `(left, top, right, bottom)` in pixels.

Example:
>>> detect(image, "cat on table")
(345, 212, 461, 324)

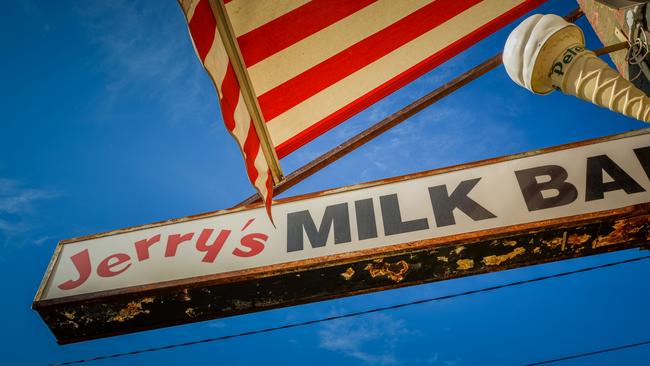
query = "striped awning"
(180, 0, 547, 213)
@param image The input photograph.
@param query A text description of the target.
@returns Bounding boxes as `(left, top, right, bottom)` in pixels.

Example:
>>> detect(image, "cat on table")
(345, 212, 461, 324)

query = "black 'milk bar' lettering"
(633, 146, 650, 180)
(585, 155, 645, 201)
(355, 198, 378, 240)
(380, 194, 429, 235)
(428, 178, 496, 227)
(515, 165, 578, 211)
(286, 203, 351, 252)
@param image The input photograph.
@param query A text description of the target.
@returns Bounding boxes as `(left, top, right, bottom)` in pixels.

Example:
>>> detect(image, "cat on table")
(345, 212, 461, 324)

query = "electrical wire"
(626, 22, 649, 82)
(526, 339, 650, 365)
(52, 254, 650, 366)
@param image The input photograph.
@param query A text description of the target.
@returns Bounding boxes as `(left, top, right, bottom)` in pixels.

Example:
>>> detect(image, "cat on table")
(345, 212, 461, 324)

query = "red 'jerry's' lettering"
(165, 233, 194, 257)
(97, 253, 132, 277)
(233, 233, 267, 257)
(57, 249, 92, 290)
(135, 234, 161, 261)
(196, 229, 231, 263)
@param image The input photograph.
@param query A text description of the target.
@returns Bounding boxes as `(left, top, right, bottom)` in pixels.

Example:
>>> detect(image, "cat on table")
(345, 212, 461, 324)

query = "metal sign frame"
(33, 129, 650, 344)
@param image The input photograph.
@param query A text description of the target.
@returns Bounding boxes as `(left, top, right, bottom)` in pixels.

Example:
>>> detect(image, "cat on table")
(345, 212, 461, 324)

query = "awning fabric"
(179, 0, 547, 214)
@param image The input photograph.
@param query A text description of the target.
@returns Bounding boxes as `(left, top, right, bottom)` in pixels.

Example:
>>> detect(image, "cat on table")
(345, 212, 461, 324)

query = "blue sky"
(1, 0, 649, 365)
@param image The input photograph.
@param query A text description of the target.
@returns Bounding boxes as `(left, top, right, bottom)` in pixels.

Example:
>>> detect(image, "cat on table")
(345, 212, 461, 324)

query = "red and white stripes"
(181, 0, 273, 216)
(179, 0, 549, 218)
(224, 0, 548, 158)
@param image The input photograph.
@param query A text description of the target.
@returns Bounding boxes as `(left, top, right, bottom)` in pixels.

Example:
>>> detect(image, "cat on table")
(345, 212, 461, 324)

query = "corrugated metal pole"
(236, 8, 584, 208)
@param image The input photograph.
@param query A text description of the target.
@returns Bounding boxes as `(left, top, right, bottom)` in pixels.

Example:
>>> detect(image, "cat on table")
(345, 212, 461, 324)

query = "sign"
(34, 129, 650, 343)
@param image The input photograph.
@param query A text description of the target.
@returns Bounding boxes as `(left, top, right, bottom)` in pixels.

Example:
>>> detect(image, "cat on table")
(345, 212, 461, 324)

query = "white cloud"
(33, 236, 53, 246)
(205, 321, 226, 328)
(0, 178, 59, 245)
(0, 178, 57, 215)
(74, 0, 215, 126)
(318, 312, 411, 365)
(350, 101, 524, 182)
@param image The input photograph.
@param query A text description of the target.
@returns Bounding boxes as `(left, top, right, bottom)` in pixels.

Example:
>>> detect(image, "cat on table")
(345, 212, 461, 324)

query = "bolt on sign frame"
(34, 129, 650, 344)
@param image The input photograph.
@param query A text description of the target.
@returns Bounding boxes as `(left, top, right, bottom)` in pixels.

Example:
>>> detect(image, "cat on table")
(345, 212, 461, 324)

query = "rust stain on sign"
(364, 259, 409, 282)
(542, 237, 564, 249)
(567, 233, 591, 246)
(185, 308, 197, 318)
(483, 247, 526, 266)
(61, 311, 80, 329)
(232, 299, 253, 310)
(177, 288, 191, 302)
(35, 207, 650, 344)
(593, 216, 650, 248)
(340, 267, 355, 281)
(109, 297, 154, 322)
(456, 259, 474, 270)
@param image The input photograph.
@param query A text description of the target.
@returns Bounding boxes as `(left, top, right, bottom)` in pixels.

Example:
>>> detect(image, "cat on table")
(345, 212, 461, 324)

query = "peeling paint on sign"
(32, 130, 650, 344)
(483, 247, 526, 266)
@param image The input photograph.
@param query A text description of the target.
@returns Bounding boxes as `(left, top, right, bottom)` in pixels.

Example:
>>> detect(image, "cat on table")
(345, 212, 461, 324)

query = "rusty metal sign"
(34, 129, 650, 343)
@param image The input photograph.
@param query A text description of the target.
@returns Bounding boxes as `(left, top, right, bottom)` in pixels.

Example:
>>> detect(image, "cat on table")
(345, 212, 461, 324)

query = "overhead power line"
(526, 339, 650, 365)
(52, 254, 650, 365)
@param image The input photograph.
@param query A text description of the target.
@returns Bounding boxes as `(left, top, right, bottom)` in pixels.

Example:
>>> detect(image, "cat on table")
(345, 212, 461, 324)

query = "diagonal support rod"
(235, 8, 584, 208)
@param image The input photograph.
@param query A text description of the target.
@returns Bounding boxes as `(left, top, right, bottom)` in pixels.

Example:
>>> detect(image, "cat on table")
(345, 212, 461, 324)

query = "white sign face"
(39, 132, 650, 300)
